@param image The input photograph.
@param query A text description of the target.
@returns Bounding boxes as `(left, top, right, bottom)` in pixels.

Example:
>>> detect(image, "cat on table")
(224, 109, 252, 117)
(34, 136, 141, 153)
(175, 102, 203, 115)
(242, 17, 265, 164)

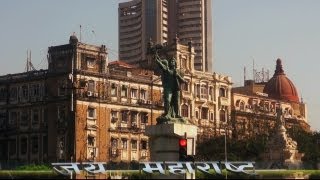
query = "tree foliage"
(196, 128, 320, 169)
(287, 128, 320, 168)
(195, 134, 268, 161)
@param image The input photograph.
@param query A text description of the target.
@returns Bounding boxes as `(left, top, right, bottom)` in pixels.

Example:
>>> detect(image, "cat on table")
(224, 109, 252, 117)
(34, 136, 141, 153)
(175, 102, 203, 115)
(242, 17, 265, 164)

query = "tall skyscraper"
(118, 0, 212, 72)
(118, 0, 169, 65)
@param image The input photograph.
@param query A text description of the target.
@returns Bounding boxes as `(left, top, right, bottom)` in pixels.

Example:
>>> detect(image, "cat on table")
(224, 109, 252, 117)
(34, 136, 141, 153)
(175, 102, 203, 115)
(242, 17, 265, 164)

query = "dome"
(263, 59, 299, 102)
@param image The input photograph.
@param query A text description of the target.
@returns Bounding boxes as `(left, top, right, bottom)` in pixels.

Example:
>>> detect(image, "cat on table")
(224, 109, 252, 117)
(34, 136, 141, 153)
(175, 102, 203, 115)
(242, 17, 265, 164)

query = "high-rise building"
(118, 0, 212, 72)
(172, 0, 212, 72)
(118, 0, 169, 65)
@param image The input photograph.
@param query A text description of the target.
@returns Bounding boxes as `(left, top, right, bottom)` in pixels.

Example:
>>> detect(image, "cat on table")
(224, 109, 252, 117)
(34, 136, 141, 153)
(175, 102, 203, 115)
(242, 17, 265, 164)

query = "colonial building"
(231, 59, 310, 140)
(0, 35, 232, 167)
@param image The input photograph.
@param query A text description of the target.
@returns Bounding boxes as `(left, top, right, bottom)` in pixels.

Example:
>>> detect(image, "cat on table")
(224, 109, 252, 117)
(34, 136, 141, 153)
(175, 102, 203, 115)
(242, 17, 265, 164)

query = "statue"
(155, 50, 187, 124)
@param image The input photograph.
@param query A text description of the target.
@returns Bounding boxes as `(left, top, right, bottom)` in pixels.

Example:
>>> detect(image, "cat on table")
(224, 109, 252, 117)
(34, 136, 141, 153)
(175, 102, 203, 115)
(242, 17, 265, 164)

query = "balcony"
(219, 96, 229, 106)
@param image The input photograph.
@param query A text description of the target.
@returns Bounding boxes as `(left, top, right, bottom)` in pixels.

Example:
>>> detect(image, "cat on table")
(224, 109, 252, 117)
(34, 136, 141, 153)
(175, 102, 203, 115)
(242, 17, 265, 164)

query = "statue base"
(156, 116, 188, 125)
(145, 122, 197, 179)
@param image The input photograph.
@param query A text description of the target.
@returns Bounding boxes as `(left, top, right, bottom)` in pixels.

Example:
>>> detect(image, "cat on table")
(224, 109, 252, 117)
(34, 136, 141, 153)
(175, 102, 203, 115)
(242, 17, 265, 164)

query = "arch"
(240, 101, 245, 111)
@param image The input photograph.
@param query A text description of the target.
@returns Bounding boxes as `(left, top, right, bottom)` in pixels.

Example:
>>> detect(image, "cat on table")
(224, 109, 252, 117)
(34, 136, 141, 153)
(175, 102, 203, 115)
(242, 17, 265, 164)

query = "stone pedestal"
(145, 123, 197, 179)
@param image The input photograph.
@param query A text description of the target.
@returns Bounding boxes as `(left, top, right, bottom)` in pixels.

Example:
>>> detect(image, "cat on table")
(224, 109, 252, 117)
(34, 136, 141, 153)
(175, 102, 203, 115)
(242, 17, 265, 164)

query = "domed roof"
(263, 58, 299, 102)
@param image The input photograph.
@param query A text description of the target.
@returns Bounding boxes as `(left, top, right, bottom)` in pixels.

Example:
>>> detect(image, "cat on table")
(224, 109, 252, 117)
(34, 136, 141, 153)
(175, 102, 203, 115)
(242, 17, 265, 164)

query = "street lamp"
(224, 123, 228, 180)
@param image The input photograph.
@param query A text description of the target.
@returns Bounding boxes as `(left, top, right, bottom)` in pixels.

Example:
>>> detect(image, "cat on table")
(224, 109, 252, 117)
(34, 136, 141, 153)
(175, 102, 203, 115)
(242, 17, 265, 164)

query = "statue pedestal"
(145, 123, 197, 179)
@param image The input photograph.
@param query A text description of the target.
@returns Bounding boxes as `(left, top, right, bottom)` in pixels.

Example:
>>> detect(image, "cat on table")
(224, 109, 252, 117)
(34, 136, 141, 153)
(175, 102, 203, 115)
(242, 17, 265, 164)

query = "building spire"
(275, 58, 285, 75)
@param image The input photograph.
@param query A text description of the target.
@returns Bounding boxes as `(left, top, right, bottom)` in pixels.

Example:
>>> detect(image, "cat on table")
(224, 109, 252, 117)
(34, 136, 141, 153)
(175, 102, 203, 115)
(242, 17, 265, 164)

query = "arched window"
(219, 88, 226, 97)
(181, 104, 188, 117)
(236, 100, 240, 107)
(181, 81, 189, 92)
(201, 107, 208, 119)
(220, 110, 226, 122)
(240, 101, 245, 111)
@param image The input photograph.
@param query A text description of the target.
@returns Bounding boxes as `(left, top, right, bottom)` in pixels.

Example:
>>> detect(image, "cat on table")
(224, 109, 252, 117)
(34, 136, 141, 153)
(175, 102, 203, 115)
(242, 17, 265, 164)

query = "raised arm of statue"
(174, 70, 187, 84)
(155, 52, 168, 71)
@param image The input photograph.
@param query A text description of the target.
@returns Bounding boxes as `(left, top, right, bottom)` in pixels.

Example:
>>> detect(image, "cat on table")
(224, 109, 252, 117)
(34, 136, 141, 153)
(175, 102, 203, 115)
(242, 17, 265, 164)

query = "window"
(31, 84, 40, 97)
(32, 109, 40, 125)
(209, 87, 213, 101)
(20, 110, 28, 126)
(181, 81, 189, 92)
(22, 85, 28, 99)
(88, 107, 96, 119)
(88, 80, 95, 92)
(79, 80, 86, 88)
(0, 111, 6, 127)
(20, 137, 28, 155)
(201, 85, 208, 99)
(9, 111, 18, 125)
(131, 112, 137, 126)
(131, 140, 137, 150)
(195, 84, 200, 98)
(182, 58, 187, 69)
(240, 102, 245, 111)
(88, 136, 95, 147)
(111, 84, 117, 96)
(210, 113, 214, 121)
(219, 88, 226, 97)
(121, 85, 128, 97)
(111, 138, 118, 148)
(196, 111, 199, 119)
(10, 87, 18, 101)
(201, 107, 208, 119)
(121, 111, 128, 122)
(31, 136, 38, 154)
(86, 57, 95, 68)
(0, 88, 7, 101)
(121, 139, 127, 149)
(181, 104, 188, 117)
(9, 139, 16, 156)
(140, 89, 146, 100)
(141, 140, 147, 150)
(131, 89, 138, 98)
(140, 113, 148, 124)
(111, 111, 118, 123)
(58, 106, 66, 121)
(220, 110, 226, 122)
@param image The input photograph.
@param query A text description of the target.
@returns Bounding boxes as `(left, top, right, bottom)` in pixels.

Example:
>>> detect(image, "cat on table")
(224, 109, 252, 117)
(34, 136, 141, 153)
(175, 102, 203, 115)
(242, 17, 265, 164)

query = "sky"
(0, 0, 319, 130)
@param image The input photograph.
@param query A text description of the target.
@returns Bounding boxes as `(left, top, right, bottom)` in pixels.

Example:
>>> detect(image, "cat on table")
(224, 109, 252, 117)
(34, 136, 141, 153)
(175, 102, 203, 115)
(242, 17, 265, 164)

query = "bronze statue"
(155, 50, 187, 124)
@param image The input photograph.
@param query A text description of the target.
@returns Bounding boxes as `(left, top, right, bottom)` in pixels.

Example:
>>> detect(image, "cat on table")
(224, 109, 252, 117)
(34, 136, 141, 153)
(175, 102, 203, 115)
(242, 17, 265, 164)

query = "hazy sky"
(0, 0, 319, 130)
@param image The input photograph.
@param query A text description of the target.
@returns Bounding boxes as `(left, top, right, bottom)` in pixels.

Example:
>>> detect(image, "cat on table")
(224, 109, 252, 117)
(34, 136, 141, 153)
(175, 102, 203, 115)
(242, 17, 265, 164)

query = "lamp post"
(224, 123, 228, 180)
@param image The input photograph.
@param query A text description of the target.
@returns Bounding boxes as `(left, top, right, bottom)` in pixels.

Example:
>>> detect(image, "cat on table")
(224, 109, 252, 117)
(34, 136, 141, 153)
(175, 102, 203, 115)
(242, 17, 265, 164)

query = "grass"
(1, 168, 320, 179)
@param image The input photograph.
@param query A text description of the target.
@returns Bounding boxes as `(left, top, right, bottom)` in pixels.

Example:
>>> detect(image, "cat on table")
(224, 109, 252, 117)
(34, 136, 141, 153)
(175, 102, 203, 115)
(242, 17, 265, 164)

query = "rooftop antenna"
(244, 66, 246, 85)
(25, 50, 36, 72)
(79, 25, 82, 42)
(251, 56, 255, 81)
